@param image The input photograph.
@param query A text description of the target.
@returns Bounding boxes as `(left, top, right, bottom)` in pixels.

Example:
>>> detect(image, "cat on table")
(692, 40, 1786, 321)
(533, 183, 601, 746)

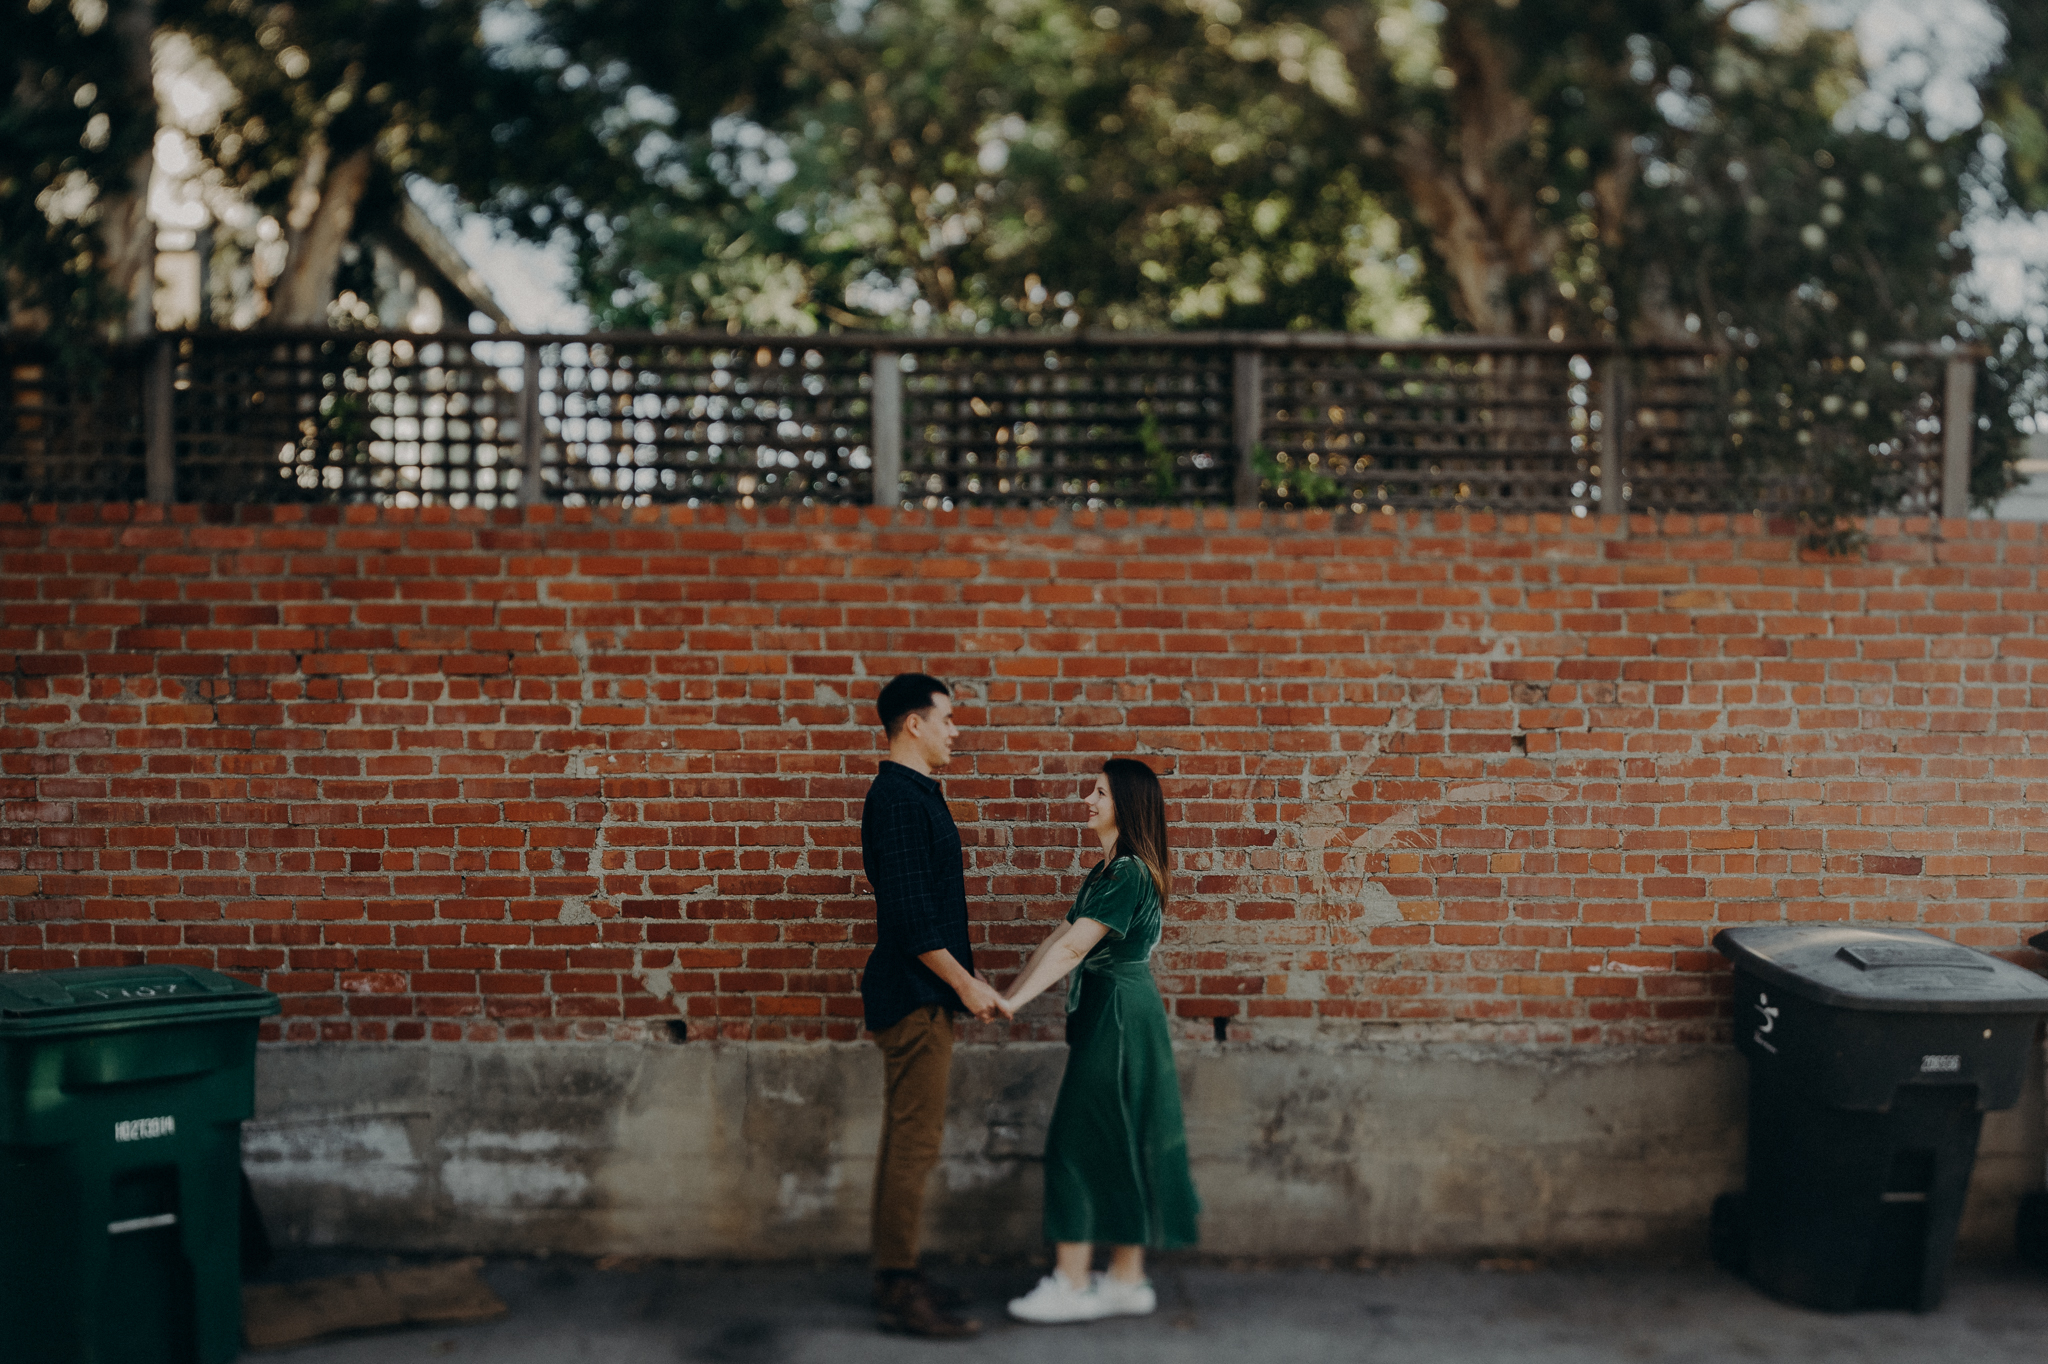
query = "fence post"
(144, 336, 175, 505)
(1940, 351, 1977, 521)
(1597, 349, 1626, 533)
(1232, 347, 1262, 510)
(519, 343, 544, 504)
(871, 350, 902, 509)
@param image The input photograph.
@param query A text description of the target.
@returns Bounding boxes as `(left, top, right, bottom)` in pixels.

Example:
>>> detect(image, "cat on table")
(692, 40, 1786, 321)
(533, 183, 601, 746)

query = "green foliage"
(1138, 406, 1175, 500)
(1983, 2, 2048, 214)
(1598, 19, 2025, 530)
(1254, 444, 1342, 508)
(5, 0, 789, 337)
(166, 0, 789, 261)
(9, 0, 2048, 535)
(1974, 324, 2045, 501)
(1, 0, 151, 350)
(585, 0, 1433, 333)
(599, 0, 2045, 537)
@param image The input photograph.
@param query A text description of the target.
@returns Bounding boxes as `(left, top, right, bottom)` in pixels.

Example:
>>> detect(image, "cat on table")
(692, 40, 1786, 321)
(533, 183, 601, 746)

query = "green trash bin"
(0, 965, 279, 1364)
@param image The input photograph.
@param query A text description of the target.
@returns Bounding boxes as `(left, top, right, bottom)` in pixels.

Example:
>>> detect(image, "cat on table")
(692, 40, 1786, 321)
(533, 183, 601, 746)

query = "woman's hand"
(1006, 917, 1112, 1014)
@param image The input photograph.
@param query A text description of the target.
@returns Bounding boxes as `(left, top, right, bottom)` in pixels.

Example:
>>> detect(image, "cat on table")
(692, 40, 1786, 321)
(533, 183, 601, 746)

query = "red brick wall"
(0, 503, 2040, 1046)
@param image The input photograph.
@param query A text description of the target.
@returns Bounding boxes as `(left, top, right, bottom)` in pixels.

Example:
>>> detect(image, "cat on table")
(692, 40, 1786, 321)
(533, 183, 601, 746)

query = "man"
(860, 673, 1007, 1338)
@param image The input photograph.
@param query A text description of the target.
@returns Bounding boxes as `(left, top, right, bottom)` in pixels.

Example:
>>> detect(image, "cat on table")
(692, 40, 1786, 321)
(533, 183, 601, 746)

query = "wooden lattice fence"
(0, 329, 1975, 517)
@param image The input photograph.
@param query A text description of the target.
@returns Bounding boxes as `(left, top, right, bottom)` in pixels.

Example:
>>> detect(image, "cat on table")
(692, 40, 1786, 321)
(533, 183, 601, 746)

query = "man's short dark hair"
(877, 673, 950, 737)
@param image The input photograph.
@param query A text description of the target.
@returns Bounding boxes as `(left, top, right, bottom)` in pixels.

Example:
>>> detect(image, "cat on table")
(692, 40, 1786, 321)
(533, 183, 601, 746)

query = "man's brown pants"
(872, 1005, 953, 1272)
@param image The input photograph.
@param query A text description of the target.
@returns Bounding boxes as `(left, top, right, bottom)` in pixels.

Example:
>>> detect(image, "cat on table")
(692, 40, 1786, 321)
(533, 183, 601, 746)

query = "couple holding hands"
(860, 674, 1202, 1337)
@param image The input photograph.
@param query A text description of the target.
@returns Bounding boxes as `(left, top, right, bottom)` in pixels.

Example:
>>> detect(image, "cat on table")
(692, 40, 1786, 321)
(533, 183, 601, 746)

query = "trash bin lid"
(0, 965, 278, 1036)
(1715, 926, 2048, 1014)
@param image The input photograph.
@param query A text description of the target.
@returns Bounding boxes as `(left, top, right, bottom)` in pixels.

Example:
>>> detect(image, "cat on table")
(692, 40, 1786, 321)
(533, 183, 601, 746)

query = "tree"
(1982, 1, 2048, 214)
(618, 0, 2045, 532)
(176, 0, 793, 325)
(3, 0, 791, 336)
(586, 0, 1432, 333)
(3, 0, 161, 345)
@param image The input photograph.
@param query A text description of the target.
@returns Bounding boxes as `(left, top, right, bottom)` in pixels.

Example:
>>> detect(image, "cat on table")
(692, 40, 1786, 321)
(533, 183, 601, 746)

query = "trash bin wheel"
(1710, 1192, 1748, 1274)
(2018, 1191, 2048, 1270)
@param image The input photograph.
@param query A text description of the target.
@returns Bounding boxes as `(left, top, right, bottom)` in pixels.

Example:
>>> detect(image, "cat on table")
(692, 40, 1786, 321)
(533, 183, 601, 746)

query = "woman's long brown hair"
(1101, 758, 1170, 907)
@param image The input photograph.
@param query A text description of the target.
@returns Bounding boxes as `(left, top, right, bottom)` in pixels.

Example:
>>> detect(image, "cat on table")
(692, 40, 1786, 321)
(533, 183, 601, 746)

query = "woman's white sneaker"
(1007, 1272, 1108, 1323)
(1092, 1273, 1157, 1317)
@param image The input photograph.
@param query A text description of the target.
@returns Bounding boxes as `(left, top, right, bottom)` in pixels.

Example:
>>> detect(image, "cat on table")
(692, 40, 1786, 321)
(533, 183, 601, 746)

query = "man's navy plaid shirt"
(859, 760, 975, 1032)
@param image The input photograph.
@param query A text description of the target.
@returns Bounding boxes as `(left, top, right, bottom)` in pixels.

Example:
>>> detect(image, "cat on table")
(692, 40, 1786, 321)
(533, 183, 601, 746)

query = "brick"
(0, 507, 2031, 1047)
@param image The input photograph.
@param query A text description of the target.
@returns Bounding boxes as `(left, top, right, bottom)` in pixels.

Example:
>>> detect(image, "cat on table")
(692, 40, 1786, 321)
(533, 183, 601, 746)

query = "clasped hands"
(959, 972, 1015, 1022)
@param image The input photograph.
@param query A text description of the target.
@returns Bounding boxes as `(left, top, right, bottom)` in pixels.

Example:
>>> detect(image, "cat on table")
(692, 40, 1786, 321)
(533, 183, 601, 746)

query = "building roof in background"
(385, 192, 514, 330)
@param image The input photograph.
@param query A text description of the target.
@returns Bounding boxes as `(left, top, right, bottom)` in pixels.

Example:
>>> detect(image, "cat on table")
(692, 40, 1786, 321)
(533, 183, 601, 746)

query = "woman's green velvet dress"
(1042, 855, 1201, 1248)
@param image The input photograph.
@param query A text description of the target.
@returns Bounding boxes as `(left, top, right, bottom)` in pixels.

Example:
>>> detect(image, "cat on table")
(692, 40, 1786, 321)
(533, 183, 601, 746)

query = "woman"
(1003, 757, 1200, 1324)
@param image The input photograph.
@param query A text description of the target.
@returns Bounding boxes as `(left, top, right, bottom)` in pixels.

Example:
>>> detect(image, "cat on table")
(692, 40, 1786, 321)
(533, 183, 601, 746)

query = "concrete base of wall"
(243, 1039, 2044, 1261)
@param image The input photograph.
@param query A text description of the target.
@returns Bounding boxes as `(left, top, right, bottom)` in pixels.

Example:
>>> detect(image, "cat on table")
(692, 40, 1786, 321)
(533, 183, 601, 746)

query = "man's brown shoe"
(876, 1278, 981, 1338)
(871, 1271, 970, 1311)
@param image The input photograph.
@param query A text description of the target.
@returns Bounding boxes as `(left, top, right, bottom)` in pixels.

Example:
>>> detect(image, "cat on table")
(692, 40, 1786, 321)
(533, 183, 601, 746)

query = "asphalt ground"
(250, 1252, 2048, 1364)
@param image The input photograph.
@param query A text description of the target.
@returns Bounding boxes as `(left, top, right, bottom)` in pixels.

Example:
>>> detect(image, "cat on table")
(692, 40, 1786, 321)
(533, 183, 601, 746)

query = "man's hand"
(918, 948, 1011, 1021)
(955, 974, 1008, 1022)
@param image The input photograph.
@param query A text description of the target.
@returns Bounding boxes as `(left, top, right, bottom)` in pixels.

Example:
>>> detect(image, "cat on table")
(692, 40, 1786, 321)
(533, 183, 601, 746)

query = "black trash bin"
(0, 964, 279, 1363)
(2014, 929, 2048, 1271)
(1710, 925, 2048, 1312)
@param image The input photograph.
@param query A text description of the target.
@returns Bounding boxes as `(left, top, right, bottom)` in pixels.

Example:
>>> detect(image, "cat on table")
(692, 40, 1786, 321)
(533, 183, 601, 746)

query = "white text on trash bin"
(1919, 1054, 1961, 1073)
(1751, 991, 1780, 1055)
(113, 1115, 176, 1142)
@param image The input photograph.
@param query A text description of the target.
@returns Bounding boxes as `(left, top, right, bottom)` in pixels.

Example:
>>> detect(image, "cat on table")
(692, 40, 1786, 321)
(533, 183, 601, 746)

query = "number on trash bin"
(113, 1115, 176, 1142)
(1919, 1054, 1961, 1073)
